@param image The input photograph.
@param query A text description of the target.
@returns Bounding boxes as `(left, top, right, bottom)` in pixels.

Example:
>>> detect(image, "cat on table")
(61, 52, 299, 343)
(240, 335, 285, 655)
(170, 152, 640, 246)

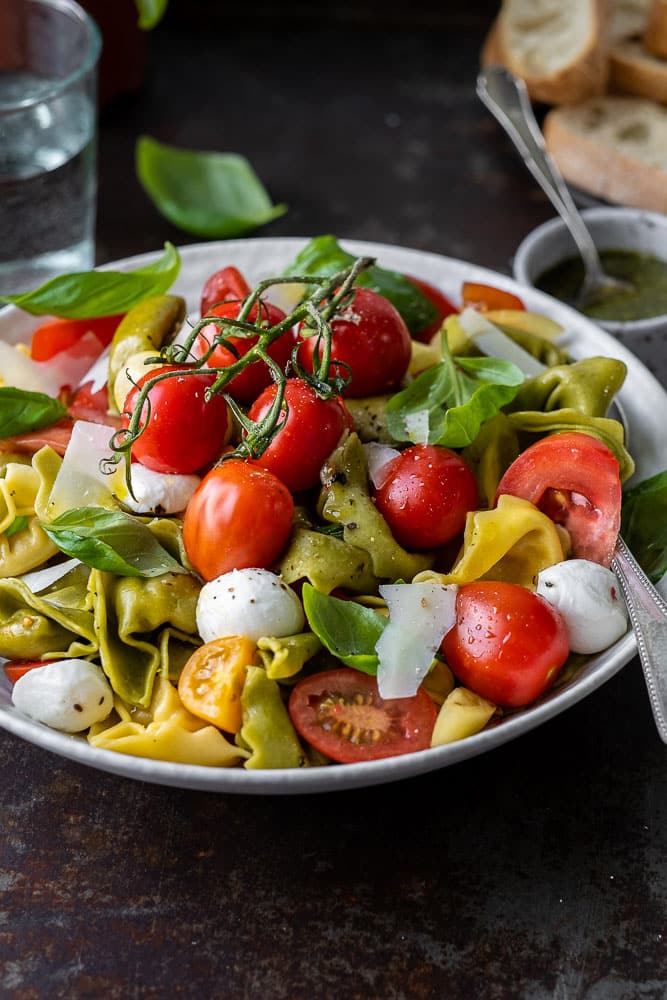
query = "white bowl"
(513, 207, 667, 385)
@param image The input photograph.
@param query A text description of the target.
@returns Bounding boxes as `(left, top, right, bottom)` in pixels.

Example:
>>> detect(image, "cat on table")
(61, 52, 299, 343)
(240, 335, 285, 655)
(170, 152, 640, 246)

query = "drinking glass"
(0, 0, 101, 294)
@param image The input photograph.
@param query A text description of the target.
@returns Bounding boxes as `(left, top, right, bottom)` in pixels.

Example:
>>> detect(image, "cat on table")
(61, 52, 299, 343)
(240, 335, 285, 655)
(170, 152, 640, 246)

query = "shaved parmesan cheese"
(375, 583, 458, 699)
(19, 558, 81, 594)
(80, 345, 111, 393)
(0, 342, 61, 396)
(403, 409, 430, 445)
(47, 420, 125, 518)
(363, 442, 400, 489)
(457, 307, 545, 377)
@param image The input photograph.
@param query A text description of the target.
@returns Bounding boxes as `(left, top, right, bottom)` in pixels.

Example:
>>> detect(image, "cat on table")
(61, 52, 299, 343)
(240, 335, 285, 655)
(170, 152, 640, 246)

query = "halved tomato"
(461, 282, 525, 312)
(495, 431, 621, 567)
(30, 315, 123, 360)
(288, 667, 437, 763)
(3, 660, 51, 684)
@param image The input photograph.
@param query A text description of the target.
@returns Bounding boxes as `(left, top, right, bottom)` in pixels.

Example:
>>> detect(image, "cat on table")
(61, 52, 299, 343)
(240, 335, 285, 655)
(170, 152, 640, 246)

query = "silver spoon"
(477, 65, 667, 743)
(476, 66, 632, 311)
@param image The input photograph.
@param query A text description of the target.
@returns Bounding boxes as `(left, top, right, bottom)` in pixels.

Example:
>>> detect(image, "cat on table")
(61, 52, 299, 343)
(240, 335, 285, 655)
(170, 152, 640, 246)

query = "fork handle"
(476, 66, 605, 282)
(612, 537, 667, 744)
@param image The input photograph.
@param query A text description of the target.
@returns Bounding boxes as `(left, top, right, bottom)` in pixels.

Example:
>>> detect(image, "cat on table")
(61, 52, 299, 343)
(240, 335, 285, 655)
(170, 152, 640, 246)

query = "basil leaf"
(0, 243, 180, 318)
(302, 583, 386, 675)
(0, 387, 67, 436)
(621, 470, 667, 584)
(135, 0, 168, 29)
(41, 507, 187, 578)
(5, 515, 29, 538)
(136, 136, 287, 239)
(386, 339, 524, 448)
(282, 235, 438, 335)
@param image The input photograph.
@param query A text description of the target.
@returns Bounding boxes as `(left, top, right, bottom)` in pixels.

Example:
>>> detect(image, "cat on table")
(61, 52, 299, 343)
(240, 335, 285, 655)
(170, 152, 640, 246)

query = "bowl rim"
(513, 207, 667, 334)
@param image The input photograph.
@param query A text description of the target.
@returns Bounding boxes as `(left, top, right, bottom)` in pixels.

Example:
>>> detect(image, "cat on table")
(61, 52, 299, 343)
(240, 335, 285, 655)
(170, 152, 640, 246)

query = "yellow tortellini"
(0, 452, 60, 576)
(88, 676, 246, 767)
(415, 494, 565, 589)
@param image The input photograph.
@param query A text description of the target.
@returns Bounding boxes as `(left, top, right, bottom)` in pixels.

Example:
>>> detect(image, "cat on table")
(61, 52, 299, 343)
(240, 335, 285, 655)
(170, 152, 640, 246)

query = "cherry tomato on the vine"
(441, 581, 570, 707)
(406, 276, 458, 342)
(247, 379, 351, 492)
(122, 365, 231, 475)
(373, 444, 478, 550)
(183, 460, 294, 580)
(298, 286, 412, 398)
(196, 299, 293, 404)
(288, 668, 438, 763)
(495, 431, 622, 567)
(461, 282, 525, 312)
(200, 265, 251, 315)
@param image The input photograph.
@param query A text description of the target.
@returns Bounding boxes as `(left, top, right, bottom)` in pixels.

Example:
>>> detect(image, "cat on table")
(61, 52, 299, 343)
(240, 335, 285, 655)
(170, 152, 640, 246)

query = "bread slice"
(492, 0, 609, 105)
(544, 95, 667, 211)
(644, 0, 667, 57)
(608, 0, 651, 43)
(610, 37, 667, 101)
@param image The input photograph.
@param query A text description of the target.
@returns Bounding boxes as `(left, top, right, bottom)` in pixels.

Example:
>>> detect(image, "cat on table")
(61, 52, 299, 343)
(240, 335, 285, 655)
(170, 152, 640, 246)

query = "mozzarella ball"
(12, 660, 113, 733)
(113, 350, 163, 412)
(536, 559, 628, 654)
(196, 568, 305, 643)
(121, 463, 200, 515)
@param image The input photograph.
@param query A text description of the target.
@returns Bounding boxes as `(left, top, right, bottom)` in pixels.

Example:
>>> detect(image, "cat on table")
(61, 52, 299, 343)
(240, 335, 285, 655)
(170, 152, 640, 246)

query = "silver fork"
(476, 66, 632, 311)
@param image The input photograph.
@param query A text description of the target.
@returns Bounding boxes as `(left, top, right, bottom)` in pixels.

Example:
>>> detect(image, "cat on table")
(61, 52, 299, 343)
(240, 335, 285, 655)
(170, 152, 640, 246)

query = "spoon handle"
(476, 66, 604, 279)
(612, 536, 667, 743)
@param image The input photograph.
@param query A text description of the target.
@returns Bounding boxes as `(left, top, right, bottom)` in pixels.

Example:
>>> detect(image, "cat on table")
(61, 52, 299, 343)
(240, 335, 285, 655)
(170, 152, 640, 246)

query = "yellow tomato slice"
(178, 636, 258, 733)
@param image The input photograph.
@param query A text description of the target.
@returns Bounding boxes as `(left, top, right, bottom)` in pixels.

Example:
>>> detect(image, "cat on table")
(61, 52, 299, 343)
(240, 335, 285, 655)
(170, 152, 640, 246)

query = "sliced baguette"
(544, 95, 667, 211)
(493, 0, 609, 105)
(644, 0, 667, 57)
(610, 37, 667, 102)
(608, 0, 651, 42)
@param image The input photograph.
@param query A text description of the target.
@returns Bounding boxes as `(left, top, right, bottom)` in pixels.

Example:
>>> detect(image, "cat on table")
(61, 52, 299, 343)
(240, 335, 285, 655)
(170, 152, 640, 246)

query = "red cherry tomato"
(495, 431, 622, 567)
(200, 265, 251, 315)
(122, 365, 231, 475)
(406, 276, 458, 342)
(196, 299, 293, 404)
(3, 660, 53, 684)
(441, 582, 570, 707)
(461, 282, 525, 312)
(298, 286, 412, 398)
(247, 379, 350, 492)
(30, 314, 123, 360)
(183, 460, 294, 580)
(373, 444, 479, 550)
(288, 668, 437, 763)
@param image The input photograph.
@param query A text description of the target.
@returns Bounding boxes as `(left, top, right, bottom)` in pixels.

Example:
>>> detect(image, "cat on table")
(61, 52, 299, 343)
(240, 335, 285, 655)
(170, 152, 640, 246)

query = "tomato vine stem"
(106, 256, 375, 494)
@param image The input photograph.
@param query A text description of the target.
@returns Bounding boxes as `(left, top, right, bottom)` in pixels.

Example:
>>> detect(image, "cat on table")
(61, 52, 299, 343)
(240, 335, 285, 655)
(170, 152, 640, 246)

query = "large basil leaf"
(621, 470, 667, 584)
(41, 508, 187, 578)
(135, 0, 168, 29)
(0, 243, 180, 318)
(0, 387, 67, 436)
(136, 136, 287, 239)
(386, 338, 524, 448)
(302, 583, 386, 675)
(282, 235, 438, 335)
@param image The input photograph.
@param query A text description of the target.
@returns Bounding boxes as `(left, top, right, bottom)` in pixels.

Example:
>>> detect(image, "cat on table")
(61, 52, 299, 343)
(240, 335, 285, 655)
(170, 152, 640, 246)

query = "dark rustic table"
(2, 4, 666, 997)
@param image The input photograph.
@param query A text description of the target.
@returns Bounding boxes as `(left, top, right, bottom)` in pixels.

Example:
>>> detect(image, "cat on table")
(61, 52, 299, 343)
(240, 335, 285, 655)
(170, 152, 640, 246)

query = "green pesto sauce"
(536, 249, 667, 321)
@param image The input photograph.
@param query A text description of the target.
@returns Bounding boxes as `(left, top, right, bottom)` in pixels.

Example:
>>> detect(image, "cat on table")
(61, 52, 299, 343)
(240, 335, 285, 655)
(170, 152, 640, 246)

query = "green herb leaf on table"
(0, 388, 67, 437)
(282, 235, 438, 335)
(0, 243, 180, 319)
(302, 583, 386, 675)
(136, 136, 287, 239)
(135, 0, 169, 29)
(621, 470, 667, 584)
(385, 335, 524, 448)
(41, 508, 187, 578)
